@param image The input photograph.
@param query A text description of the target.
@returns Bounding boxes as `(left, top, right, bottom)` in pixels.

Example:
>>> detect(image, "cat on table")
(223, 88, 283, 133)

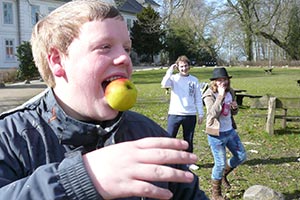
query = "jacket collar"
(41, 88, 124, 150)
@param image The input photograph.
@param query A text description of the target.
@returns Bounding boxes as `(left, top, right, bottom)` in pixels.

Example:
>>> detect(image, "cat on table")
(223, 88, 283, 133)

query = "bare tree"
(226, 0, 300, 61)
(159, 0, 183, 25)
(159, 0, 220, 63)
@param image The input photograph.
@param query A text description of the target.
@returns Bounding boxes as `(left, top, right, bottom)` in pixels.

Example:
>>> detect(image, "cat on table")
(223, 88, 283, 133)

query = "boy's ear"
(48, 48, 65, 77)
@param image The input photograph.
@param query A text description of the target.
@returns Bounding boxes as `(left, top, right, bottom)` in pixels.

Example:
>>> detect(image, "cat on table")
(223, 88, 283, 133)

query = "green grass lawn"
(131, 66, 300, 200)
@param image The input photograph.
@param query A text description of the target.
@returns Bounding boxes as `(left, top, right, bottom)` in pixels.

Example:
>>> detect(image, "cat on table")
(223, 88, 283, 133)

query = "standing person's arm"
(230, 88, 239, 115)
(161, 64, 177, 88)
(195, 80, 204, 125)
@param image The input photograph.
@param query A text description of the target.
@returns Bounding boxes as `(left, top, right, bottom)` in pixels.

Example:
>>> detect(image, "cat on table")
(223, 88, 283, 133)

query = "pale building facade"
(0, 0, 159, 68)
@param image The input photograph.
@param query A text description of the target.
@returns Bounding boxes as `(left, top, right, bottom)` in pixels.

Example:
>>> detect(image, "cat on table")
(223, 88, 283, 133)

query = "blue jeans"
(207, 129, 247, 180)
(167, 115, 196, 153)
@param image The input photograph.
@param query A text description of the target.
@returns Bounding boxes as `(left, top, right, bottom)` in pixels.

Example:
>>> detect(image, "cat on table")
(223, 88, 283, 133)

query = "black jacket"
(0, 88, 208, 200)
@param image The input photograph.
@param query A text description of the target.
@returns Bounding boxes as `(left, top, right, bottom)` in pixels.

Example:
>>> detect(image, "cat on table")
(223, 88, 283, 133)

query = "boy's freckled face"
(58, 18, 132, 121)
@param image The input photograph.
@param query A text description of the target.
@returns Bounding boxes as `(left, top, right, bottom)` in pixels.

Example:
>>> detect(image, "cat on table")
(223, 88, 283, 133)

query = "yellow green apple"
(105, 78, 137, 111)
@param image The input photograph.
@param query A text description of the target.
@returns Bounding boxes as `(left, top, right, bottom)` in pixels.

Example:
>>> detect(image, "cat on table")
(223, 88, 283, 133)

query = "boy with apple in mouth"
(0, 0, 208, 199)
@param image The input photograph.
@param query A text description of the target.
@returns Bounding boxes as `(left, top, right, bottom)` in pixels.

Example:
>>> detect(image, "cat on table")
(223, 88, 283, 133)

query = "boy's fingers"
(135, 137, 189, 150)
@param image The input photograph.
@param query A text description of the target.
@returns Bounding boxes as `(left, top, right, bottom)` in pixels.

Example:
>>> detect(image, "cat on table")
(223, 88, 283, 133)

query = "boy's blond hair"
(31, 0, 123, 87)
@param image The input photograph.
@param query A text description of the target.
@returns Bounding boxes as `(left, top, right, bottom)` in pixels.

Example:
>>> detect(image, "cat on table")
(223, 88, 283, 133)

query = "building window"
(5, 39, 15, 60)
(3, 2, 13, 24)
(126, 18, 132, 30)
(31, 5, 40, 25)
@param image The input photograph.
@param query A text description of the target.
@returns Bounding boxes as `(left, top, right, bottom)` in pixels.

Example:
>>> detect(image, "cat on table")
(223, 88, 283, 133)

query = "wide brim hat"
(210, 67, 232, 80)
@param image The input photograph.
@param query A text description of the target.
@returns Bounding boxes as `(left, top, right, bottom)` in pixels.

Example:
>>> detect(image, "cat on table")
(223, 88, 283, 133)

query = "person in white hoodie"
(161, 55, 204, 170)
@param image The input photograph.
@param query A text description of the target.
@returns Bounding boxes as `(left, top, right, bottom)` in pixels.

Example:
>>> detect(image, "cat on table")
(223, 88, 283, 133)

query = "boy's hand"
(198, 116, 203, 125)
(170, 64, 177, 70)
(83, 137, 197, 199)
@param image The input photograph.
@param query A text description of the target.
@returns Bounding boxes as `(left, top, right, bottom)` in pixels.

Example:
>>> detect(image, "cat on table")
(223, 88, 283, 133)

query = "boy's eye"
(179, 65, 188, 68)
(101, 44, 111, 49)
(93, 44, 111, 53)
(124, 47, 131, 54)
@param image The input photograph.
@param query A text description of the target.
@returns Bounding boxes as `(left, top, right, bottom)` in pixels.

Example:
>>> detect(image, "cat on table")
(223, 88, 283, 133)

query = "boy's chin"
(180, 72, 189, 75)
(105, 107, 120, 119)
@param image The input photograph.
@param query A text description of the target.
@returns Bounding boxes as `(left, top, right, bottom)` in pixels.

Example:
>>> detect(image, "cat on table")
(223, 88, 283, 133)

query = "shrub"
(0, 68, 18, 83)
(15, 41, 39, 81)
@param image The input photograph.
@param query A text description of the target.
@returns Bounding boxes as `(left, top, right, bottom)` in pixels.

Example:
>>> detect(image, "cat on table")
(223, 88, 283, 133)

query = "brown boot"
(222, 164, 234, 189)
(212, 180, 225, 200)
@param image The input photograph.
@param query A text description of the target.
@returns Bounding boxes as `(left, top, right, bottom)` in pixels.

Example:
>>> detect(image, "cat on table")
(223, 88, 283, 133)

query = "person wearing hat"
(202, 67, 247, 200)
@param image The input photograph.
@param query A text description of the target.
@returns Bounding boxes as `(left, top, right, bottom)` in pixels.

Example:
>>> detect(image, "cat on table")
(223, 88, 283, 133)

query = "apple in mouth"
(104, 78, 137, 111)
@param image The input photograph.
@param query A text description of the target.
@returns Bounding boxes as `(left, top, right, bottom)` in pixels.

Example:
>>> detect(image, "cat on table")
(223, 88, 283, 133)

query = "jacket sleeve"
(203, 89, 224, 119)
(0, 127, 101, 200)
(161, 67, 174, 88)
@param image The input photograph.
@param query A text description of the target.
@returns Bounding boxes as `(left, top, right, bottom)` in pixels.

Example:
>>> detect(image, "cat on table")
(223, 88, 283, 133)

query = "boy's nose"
(114, 55, 129, 64)
(113, 51, 132, 67)
(113, 53, 133, 75)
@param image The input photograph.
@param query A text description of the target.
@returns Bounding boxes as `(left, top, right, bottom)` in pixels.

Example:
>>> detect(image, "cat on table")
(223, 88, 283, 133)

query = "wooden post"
(282, 109, 287, 129)
(266, 97, 276, 135)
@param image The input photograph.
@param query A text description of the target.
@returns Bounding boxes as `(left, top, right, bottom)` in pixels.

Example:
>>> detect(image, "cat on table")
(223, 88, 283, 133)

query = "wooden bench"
(264, 68, 273, 74)
(162, 87, 170, 95)
(235, 93, 262, 106)
(250, 96, 300, 135)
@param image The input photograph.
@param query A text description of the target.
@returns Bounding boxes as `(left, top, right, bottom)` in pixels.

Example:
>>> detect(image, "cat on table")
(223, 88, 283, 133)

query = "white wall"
(0, 0, 65, 68)
(0, 0, 159, 68)
(0, 0, 18, 68)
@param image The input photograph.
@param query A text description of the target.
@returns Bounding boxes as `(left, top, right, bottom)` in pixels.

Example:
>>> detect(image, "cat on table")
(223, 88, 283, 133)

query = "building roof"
(117, 0, 159, 14)
(117, 0, 143, 13)
(145, 0, 160, 7)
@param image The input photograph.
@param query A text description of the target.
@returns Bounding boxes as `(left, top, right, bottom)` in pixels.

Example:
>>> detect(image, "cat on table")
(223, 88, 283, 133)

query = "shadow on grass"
(283, 190, 300, 200)
(275, 129, 300, 135)
(244, 156, 299, 166)
(197, 156, 299, 169)
(197, 163, 214, 168)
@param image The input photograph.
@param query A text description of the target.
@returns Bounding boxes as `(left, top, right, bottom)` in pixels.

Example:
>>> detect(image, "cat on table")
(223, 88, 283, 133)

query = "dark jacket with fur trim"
(0, 88, 208, 200)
